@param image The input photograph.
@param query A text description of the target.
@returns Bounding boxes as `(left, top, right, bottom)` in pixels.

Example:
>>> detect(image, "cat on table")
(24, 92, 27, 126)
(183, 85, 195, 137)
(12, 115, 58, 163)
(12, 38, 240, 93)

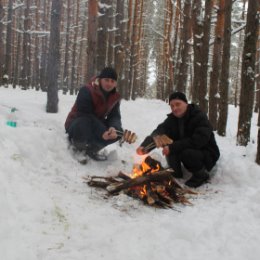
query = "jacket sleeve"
(169, 113, 213, 154)
(76, 87, 94, 115)
(139, 117, 171, 153)
(106, 102, 123, 132)
(76, 87, 107, 138)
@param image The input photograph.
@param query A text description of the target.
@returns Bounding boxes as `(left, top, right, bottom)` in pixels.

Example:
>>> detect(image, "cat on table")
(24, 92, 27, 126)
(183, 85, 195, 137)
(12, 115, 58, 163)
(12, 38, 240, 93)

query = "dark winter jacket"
(65, 78, 122, 133)
(141, 104, 220, 171)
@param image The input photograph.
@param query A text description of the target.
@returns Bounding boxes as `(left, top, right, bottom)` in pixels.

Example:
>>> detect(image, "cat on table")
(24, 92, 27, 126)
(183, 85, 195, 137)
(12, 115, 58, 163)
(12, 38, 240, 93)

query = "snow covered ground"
(0, 87, 260, 260)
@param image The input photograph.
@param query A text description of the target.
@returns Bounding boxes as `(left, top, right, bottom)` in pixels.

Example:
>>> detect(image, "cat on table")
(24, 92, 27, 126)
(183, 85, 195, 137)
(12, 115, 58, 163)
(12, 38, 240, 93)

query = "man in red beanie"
(136, 91, 220, 188)
(65, 67, 123, 161)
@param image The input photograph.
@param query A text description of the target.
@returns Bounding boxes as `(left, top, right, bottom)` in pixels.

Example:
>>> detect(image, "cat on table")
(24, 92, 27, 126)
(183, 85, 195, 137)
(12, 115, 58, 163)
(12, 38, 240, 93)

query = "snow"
(0, 87, 260, 260)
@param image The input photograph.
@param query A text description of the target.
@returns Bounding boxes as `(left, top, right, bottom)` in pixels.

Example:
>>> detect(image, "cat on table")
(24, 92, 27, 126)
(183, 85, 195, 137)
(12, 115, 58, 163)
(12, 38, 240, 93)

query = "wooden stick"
(117, 171, 131, 180)
(106, 169, 174, 194)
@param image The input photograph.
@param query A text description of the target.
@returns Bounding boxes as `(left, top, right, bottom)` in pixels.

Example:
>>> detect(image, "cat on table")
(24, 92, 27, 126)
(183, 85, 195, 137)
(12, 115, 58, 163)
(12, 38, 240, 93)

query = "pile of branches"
(85, 157, 197, 208)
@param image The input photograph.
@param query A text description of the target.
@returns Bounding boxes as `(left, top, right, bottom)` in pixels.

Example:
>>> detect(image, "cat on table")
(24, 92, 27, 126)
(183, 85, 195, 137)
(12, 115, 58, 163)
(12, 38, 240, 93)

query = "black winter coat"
(141, 104, 220, 171)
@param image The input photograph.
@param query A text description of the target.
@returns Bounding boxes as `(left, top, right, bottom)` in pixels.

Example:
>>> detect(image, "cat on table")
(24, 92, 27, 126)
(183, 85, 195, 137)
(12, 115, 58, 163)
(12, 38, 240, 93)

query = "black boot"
(166, 154, 183, 178)
(71, 140, 107, 161)
(85, 144, 107, 161)
(185, 168, 209, 188)
(85, 149, 107, 161)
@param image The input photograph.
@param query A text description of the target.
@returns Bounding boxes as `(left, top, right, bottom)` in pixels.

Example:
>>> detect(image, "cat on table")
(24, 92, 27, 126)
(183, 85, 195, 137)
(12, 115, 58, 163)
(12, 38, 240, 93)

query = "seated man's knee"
(180, 149, 204, 171)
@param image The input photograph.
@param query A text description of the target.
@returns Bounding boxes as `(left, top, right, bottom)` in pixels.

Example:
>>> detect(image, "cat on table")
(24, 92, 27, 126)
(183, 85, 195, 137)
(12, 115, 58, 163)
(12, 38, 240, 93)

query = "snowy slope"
(0, 87, 259, 260)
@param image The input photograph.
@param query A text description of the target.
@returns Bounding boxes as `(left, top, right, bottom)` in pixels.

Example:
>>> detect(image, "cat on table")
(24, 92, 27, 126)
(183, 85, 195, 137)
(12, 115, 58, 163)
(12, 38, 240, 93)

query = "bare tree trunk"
(256, 127, 260, 165)
(107, 0, 114, 66)
(163, 0, 174, 99)
(208, 0, 225, 129)
(62, 0, 71, 94)
(77, 1, 88, 87)
(96, 0, 110, 72)
(123, 0, 133, 100)
(86, 0, 98, 80)
(114, 0, 126, 97)
(40, 0, 49, 91)
(4, 0, 13, 86)
(20, 0, 31, 90)
(70, 0, 80, 94)
(234, 0, 246, 108)
(191, 0, 202, 104)
(13, 7, 23, 89)
(46, 0, 62, 113)
(33, 0, 41, 90)
(132, 0, 144, 99)
(198, 0, 212, 113)
(176, 0, 192, 93)
(217, 0, 232, 136)
(0, 0, 4, 86)
(237, 0, 259, 146)
(172, 0, 181, 90)
(254, 26, 260, 114)
(130, 0, 141, 100)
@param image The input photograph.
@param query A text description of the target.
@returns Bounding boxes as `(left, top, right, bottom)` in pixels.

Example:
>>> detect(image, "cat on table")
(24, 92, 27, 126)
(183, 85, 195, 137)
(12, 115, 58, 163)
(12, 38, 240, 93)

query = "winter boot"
(85, 149, 107, 161)
(85, 144, 107, 161)
(166, 155, 183, 178)
(185, 168, 209, 188)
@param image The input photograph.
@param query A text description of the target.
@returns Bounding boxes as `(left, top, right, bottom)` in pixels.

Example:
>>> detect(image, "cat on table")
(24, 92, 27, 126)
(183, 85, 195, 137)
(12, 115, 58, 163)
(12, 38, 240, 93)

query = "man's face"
(169, 99, 188, 118)
(100, 78, 117, 92)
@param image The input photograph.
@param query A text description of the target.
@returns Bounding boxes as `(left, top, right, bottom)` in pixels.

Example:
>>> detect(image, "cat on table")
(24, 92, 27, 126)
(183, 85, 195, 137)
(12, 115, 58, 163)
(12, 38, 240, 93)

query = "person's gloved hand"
(102, 127, 117, 140)
(153, 134, 173, 148)
(121, 129, 137, 144)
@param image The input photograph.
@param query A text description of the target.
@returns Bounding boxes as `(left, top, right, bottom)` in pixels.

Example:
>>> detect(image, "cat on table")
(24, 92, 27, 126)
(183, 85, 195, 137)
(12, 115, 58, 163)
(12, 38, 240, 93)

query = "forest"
(0, 0, 259, 164)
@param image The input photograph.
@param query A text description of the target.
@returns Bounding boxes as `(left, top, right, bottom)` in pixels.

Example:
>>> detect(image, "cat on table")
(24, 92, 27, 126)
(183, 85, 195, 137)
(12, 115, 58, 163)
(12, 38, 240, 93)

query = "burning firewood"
(85, 156, 197, 208)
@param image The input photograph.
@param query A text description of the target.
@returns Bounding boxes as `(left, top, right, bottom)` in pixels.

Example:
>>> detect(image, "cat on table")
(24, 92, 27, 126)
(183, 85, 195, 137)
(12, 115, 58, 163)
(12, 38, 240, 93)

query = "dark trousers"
(166, 149, 205, 174)
(67, 115, 119, 152)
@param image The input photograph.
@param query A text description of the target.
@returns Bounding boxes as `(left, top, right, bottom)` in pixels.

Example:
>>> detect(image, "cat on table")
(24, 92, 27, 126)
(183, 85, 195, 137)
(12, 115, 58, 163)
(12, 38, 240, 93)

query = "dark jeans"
(67, 115, 120, 152)
(166, 149, 205, 174)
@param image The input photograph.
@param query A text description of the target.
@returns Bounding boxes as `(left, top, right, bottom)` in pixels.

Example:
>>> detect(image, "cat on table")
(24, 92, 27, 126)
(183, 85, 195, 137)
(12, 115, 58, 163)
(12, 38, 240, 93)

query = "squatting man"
(136, 92, 220, 188)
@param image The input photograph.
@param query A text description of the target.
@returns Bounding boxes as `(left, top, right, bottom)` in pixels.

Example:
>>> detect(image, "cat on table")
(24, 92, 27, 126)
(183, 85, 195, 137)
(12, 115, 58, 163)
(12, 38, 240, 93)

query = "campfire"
(86, 156, 197, 208)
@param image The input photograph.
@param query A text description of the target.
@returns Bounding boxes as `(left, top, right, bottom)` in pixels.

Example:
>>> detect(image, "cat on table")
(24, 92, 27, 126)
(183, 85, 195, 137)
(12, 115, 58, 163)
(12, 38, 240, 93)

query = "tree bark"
(32, 0, 41, 90)
(217, 0, 232, 136)
(176, 0, 192, 93)
(107, 0, 114, 66)
(4, 0, 13, 86)
(46, 0, 62, 113)
(96, 0, 110, 72)
(86, 0, 98, 80)
(208, 0, 225, 129)
(114, 0, 126, 97)
(256, 127, 260, 165)
(62, 0, 71, 94)
(198, 0, 212, 113)
(70, 0, 80, 94)
(0, 0, 4, 86)
(191, 0, 202, 104)
(40, 0, 50, 91)
(237, 0, 259, 146)
(20, 0, 31, 90)
(130, 0, 141, 100)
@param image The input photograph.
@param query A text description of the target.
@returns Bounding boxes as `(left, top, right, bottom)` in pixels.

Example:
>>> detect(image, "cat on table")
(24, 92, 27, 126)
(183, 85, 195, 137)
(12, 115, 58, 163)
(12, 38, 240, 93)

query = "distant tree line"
(0, 0, 259, 163)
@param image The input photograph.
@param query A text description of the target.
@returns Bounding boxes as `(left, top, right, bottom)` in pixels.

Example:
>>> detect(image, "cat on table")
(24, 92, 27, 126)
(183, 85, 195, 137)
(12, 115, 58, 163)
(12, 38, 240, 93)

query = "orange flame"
(131, 160, 161, 178)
